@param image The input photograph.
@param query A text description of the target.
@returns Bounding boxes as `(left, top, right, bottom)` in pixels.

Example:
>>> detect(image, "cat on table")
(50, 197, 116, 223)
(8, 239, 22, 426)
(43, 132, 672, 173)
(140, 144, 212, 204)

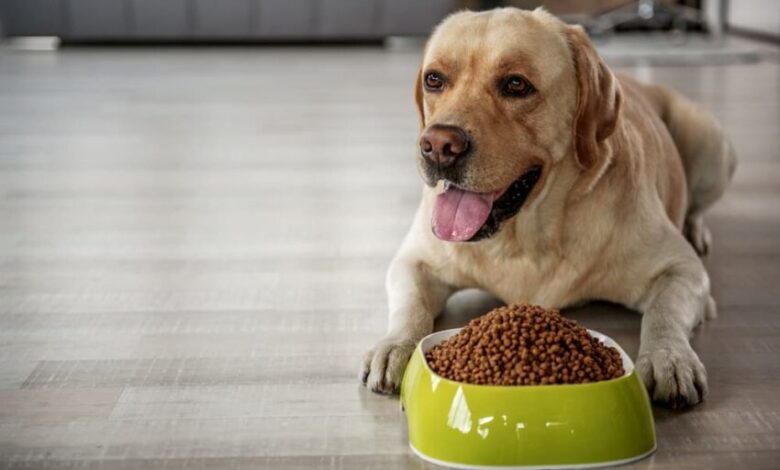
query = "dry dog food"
(425, 304, 624, 385)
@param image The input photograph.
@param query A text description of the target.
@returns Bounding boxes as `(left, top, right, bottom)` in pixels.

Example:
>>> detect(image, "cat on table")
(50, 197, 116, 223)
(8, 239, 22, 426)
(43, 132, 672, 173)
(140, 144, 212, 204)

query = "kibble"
(425, 304, 624, 385)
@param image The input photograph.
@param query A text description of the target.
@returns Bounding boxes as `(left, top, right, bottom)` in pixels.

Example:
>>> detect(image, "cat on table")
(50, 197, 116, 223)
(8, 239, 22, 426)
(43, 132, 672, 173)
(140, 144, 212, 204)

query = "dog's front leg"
(635, 257, 715, 408)
(360, 254, 454, 394)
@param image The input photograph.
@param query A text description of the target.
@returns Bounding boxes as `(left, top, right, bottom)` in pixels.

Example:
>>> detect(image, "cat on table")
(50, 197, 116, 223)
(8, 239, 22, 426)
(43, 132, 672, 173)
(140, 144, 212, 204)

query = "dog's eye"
(424, 72, 445, 91)
(501, 75, 535, 98)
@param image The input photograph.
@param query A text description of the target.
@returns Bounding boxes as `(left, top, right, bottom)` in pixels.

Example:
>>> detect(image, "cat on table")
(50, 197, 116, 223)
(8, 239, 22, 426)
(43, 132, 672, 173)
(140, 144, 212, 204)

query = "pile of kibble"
(425, 304, 625, 386)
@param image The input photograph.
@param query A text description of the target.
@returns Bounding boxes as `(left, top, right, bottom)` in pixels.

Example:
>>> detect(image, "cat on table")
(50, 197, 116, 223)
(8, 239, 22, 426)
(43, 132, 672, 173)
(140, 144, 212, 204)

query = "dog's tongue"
(432, 186, 495, 242)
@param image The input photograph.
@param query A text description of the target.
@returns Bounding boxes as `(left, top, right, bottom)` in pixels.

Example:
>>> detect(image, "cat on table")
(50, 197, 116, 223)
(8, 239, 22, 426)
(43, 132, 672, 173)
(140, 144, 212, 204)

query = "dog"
(360, 7, 736, 408)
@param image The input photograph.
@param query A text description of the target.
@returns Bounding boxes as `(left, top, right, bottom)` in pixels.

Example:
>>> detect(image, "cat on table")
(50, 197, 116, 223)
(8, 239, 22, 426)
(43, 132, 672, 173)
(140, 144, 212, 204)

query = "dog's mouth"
(432, 166, 542, 242)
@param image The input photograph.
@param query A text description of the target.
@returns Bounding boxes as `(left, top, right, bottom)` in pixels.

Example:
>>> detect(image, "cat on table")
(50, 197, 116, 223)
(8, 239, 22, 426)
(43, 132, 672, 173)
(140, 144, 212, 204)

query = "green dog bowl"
(400, 328, 655, 469)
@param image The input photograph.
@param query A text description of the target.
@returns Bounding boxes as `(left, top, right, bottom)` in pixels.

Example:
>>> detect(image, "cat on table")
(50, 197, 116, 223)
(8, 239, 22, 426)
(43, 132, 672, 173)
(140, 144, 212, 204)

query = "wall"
(727, 0, 780, 39)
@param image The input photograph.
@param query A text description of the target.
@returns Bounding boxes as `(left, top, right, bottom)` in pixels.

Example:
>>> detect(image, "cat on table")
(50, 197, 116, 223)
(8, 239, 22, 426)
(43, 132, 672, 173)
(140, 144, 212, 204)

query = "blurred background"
(0, 1, 779, 469)
(0, 0, 777, 43)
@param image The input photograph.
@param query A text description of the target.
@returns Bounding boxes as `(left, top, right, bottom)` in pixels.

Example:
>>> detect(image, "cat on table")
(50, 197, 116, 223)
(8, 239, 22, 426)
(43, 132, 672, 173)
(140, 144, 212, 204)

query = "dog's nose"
(419, 125, 470, 168)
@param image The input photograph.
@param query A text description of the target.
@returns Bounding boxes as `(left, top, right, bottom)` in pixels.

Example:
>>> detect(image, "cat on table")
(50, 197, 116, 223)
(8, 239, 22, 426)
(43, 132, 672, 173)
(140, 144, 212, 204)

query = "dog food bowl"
(400, 328, 655, 469)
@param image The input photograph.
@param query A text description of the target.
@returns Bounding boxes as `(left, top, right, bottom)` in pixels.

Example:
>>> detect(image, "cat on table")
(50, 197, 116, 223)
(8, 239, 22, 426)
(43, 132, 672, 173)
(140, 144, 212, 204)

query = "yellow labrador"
(360, 8, 735, 408)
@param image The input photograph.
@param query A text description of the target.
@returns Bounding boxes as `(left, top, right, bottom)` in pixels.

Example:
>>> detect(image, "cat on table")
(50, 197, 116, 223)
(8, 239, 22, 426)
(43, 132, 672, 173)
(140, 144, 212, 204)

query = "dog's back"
(621, 75, 737, 255)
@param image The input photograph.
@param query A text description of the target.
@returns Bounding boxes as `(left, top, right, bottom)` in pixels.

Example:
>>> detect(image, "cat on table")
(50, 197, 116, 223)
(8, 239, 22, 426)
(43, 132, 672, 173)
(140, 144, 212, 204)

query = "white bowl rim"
(409, 441, 656, 470)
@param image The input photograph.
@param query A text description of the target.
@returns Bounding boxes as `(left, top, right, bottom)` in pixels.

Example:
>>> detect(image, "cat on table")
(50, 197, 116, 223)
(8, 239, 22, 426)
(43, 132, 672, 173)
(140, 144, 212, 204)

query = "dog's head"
(416, 8, 622, 242)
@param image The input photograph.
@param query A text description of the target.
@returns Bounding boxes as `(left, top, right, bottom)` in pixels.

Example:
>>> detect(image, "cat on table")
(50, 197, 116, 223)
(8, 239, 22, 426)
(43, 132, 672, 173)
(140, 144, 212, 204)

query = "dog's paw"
(636, 345, 708, 409)
(360, 336, 416, 395)
(705, 296, 718, 321)
(685, 216, 711, 257)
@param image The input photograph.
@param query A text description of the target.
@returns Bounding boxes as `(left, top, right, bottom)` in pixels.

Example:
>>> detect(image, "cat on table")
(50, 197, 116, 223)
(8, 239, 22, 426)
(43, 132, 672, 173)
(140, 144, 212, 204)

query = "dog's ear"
(414, 67, 425, 128)
(566, 25, 622, 170)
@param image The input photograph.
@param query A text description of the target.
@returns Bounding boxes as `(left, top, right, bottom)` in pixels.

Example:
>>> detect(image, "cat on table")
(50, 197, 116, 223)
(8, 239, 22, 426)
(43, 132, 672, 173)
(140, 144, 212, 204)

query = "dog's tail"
(655, 85, 737, 219)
